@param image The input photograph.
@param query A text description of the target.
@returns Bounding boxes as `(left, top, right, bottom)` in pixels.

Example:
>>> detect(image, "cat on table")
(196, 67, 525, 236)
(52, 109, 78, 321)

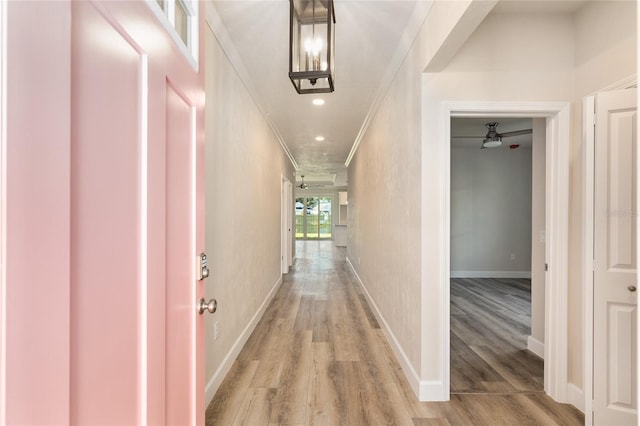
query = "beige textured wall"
(347, 45, 423, 370)
(204, 22, 295, 399)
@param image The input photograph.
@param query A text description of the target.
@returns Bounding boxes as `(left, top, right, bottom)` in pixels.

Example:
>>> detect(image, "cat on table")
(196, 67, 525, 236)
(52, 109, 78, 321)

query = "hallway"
(206, 241, 583, 425)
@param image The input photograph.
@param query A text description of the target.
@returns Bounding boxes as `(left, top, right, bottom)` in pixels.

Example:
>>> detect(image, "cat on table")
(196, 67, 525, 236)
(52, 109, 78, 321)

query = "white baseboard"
(419, 380, 448, 401)
(567, 383, 585, 413)
(451, 271, 532, 279)
(527, 335, 545, 359)
(345, 257, 448, 402)
(204, 275, 283, 406)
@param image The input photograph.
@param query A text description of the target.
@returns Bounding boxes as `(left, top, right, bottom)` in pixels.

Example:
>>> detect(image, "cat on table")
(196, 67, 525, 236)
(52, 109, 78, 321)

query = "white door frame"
(286, 180, 293, 267)
(442, 101, 571, 402)
(281, 175, 292, 274)
(583, 75, 637, 426)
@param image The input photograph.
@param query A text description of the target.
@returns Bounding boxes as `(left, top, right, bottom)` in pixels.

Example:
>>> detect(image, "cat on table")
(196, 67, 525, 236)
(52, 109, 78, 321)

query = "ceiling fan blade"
(451, 135, 485, 139)
(500, 129, 532, 138)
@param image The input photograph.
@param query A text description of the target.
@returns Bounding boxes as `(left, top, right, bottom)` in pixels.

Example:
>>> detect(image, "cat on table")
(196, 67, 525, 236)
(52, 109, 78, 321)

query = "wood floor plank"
(249, 318, 292, 388)
(523, 392, 585, 425)
(205, 360, 259, 426)
(455, 393, 546, 425)
(294, 295, 314, 331)
(311, 300, 330, 342)
(357, 293, 381, 329)
(331, 361, 367, 425)
(412, 418, 451, 426)
(232, 387, 277, 426)
(269, 330, 313, 425)
(468, 345, 544, 392)
(358, 372, 415, 425)
(450, 277, 545, 394)
(306, 360, 337, 425)
(207, 241, 584, 426)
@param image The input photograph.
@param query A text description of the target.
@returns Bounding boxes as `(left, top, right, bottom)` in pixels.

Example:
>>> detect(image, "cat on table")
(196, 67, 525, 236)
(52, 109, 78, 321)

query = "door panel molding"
(71, 1, 144, 420)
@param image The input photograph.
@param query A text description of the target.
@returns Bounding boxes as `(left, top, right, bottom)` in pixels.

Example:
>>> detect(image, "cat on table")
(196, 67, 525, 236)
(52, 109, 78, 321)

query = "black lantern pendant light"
(289, 0, 336, 94)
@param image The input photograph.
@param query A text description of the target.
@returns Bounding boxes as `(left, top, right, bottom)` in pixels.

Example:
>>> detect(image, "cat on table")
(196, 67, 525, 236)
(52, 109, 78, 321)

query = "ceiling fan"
(452, 122, 532, 149)
(297, 175, 330, 190)
(298, 175, 309, 190)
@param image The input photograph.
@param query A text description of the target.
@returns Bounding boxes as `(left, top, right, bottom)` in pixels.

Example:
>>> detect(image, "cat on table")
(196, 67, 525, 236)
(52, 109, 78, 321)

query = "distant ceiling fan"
(298, 175, 309, 190)
(297, 175, 329, 190)
(452, 122, 532, 149)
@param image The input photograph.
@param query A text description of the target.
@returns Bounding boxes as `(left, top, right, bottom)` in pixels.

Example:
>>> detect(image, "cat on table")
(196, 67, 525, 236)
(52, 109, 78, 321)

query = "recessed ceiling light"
(315, 136, 325, 141)
(312, 99, 325, 106)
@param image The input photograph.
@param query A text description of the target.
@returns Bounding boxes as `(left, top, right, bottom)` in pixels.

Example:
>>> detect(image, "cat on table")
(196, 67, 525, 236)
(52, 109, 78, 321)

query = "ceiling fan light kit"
(481, 122, 502, 148)
(482, 135, 502, 148)
(289, 0, 336, 94)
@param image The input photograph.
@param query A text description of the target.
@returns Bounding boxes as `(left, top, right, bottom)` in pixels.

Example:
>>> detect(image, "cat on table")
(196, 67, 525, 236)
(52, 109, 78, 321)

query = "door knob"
(628, 286, 637, 293)
(198, 298, 217, 314)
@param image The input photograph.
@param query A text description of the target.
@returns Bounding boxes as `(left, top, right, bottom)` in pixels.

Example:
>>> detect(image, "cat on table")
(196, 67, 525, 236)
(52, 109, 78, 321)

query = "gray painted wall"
(450, 141, 532, 276)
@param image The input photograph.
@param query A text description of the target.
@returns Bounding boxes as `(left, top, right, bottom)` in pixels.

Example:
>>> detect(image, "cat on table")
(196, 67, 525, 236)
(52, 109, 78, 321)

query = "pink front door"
(2, 1, 206, 424)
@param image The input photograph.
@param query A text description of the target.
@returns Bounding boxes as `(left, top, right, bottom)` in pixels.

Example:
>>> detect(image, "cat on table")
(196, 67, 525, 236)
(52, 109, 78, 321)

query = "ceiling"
(208, 0, 432, 186)
(207, 0, 586, 187)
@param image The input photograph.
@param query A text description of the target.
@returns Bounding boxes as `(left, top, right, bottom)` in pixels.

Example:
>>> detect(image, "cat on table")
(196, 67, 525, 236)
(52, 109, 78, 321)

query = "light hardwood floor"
(206, 241, 583, 425)
(450, 277, 543, 394)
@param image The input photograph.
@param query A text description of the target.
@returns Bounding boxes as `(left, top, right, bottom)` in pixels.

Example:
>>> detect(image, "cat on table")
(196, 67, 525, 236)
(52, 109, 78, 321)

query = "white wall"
(204, 16, 295, 402)
(450, 142, 532, 277)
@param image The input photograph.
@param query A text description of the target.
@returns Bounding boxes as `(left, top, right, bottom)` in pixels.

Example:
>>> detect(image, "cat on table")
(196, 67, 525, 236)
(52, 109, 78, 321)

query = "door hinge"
(545, 263, 549, 271)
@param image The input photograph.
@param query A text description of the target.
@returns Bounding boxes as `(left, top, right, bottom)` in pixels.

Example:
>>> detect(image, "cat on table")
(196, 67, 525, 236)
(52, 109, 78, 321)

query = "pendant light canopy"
(289, 0, 336, 94)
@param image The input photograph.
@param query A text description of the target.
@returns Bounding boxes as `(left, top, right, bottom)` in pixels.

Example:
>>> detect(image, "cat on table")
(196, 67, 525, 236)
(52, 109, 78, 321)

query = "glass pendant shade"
(289, 0, 335, 94)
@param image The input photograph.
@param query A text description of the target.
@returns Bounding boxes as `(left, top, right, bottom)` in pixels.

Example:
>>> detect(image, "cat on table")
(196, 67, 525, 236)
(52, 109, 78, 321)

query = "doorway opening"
(440, 101, 571, 403)
(449, 116, 545, 394)
(295, 196, 333, 239)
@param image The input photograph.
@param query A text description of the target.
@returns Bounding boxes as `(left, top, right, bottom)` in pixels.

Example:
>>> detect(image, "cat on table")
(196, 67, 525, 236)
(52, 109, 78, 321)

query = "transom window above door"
(148, 0, 199, 69)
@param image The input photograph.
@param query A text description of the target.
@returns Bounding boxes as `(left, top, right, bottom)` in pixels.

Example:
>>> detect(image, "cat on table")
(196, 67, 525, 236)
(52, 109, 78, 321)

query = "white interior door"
(593, 88, 637, 425)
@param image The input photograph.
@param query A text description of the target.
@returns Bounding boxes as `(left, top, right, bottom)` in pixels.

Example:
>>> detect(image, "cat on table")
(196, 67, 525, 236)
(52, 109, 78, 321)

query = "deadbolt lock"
(197, 253, 210, 280)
